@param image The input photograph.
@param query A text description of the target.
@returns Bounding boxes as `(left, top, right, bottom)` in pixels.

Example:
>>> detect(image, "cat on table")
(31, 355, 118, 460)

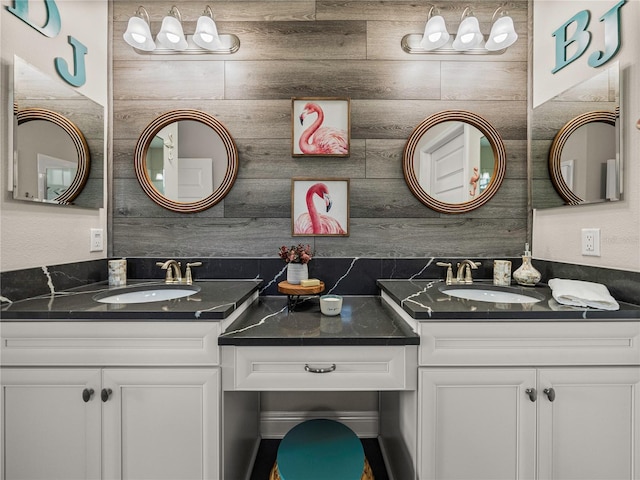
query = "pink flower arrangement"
(279, 244, 313, 264)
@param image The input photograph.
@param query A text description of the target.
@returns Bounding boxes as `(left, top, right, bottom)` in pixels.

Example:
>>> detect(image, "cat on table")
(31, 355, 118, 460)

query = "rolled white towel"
(548, 278, 620, 311)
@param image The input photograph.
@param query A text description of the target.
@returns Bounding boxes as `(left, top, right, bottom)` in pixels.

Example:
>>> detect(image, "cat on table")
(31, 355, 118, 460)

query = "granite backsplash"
(1, 257, 638, 305)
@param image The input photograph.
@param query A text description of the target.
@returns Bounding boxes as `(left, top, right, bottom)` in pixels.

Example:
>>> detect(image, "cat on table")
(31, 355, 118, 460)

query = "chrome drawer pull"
(304, 363, 336, 374)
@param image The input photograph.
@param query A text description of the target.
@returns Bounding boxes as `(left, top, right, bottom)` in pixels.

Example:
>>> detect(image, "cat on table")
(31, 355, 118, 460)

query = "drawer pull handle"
(525, 388, 537, 402)
(544, 387, 556, 402)
(101, 388, 113, 402)
(304, 364, 336, 374)
(82, 388, 94, 403)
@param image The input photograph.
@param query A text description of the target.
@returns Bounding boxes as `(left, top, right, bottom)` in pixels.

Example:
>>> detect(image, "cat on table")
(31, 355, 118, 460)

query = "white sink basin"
(94, 285, 200, 304)
(441, 286, 543, 304)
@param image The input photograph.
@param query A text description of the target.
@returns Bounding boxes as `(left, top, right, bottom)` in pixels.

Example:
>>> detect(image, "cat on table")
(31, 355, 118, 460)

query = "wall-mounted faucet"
(437, 260, 482, 285)
(156, 260, 202, 285)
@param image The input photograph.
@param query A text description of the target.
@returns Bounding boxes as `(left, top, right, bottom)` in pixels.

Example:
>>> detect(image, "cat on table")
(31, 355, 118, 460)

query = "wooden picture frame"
(291, 178, 349, 236)
(292, 97, 350, 157)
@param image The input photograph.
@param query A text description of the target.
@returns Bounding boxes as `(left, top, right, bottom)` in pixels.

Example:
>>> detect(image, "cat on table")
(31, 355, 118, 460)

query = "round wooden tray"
(278, 281, 325, 296)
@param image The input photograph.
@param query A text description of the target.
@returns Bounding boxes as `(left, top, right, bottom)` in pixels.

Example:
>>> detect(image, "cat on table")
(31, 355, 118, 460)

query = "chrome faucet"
(437, 260, 482, 285)
(456, 259, 482, 284)
(156, 260, 202, 285)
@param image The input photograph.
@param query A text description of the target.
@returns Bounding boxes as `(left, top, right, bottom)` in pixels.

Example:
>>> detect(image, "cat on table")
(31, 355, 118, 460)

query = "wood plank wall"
(111, 0, 529, 258)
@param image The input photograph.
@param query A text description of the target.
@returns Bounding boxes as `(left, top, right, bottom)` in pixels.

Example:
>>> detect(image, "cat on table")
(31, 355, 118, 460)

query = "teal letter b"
(552, 10, 591, 74)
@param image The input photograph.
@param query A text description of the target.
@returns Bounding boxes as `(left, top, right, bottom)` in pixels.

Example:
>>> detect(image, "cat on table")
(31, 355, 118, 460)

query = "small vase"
(286, 263, 309, 285)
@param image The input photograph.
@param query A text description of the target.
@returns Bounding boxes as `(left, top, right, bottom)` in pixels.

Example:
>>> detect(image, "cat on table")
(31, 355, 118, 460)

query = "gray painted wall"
(112, 0, 529, 259)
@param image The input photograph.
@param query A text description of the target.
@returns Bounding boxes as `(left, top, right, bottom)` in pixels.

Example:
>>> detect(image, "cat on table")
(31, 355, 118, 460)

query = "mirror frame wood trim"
(548, 109, 617, 205)
(16, 107, 90, 204)
(403, 110, 507, 214)
(134, 109, 239, 213)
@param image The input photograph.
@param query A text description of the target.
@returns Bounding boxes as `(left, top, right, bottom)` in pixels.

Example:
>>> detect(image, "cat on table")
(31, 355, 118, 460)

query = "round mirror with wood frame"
(403, 110, 506, 214)
(134, 109, 239, 213)
(548, 110, 617, 205)
(16, 107, 90, 205)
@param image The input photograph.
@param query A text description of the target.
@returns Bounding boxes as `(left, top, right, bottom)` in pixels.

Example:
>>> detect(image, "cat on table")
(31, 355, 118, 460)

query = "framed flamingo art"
(291, 178, 350, 236)
(292, 97, 350, 157)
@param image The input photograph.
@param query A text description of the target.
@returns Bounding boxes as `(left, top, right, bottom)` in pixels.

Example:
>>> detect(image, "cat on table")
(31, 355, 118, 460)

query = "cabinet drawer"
(1, 322, 221, 366)
(222, 345, 417, 391)
(419, 322, 640, 366)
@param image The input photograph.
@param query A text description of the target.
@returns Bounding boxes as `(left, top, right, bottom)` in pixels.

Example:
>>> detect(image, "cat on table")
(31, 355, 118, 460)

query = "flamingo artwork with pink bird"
(297, 102, 349, 155)
(294, 183, 347, 235)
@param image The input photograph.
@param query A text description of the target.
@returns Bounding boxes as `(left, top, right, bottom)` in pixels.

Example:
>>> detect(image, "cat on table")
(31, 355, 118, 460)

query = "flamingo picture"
(297, 102, 349, 155)
(294, 182, 347, 235)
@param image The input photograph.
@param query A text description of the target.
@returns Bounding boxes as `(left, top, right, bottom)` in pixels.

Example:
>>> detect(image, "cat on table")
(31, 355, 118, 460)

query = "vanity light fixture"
(156, 6, 188, 51)
(452, 7, 484, 51)
(485, 6, 518, 51)
(419, 5, 450, 50)
(401, 3, 517, 55)
(193, 5, 223, 50)
(123, 5, 240, 55)
(122, 6, 155, 51)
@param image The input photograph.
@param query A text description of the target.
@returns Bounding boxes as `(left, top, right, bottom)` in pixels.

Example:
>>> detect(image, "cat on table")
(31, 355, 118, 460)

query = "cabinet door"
(102, 368, 220, 480)
(1, 368, 101, 480)
(538, 367, 640, 480)
(419, 368, 536, 480)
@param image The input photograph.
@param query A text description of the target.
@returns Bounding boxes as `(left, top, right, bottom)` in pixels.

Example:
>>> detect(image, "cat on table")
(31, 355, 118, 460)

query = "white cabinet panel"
(224, 345, 416, 391)
(102, 368, 221, 480)
(538, 367, 640, 480)
(1, 368, 101, 480)
(418, 368, 537, 480)
(0, 322, 221, 366)
(418, 322, 640, 366)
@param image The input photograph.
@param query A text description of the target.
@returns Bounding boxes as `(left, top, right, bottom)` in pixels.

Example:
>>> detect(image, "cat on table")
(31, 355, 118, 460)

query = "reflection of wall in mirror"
(561, 123, 616, 202)
(13, 57, 105, 209)
(16, 120, 77, 200)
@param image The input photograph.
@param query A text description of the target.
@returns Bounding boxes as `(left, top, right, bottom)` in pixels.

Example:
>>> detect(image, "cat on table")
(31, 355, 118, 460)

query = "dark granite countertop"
(0, 280, 262, 321)
(218, 295, 420, 346)
(377, 279, 640, 320)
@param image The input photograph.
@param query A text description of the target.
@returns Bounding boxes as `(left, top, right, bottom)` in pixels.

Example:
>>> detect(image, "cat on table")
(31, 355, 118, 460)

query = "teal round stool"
(270, 419, 374, 480)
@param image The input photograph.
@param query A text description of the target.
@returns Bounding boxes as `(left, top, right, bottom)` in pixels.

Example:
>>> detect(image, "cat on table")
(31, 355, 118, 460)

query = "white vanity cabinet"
(0, 322, 222, 480)
(417, 321, 640, 480)
(1, 368, 102, 480)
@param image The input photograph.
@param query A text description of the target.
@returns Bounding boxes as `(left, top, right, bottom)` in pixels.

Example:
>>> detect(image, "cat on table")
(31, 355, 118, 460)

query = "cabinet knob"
(525, 388, 537, 402)
(82, 388, 95, 403)
(304, 363, 336, 374)
(101, 388, 113, 402)
(543, 387, 556, 402)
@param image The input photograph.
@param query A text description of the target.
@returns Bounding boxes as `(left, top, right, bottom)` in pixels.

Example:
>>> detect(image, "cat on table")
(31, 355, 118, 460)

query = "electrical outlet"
(581, 228, 600, 256)
(90, 228, 104, 252)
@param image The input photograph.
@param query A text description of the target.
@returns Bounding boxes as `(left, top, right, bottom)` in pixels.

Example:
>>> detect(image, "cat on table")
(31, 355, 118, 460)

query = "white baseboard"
(259, 410, 379, 438)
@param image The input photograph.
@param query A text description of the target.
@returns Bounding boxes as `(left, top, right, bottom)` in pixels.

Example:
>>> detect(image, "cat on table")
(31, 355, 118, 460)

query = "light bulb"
(165, 32, 180, 44)
(460, 32, 475, 44)
(131, 32, 146, 44)
(493, 33, 508, 44)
